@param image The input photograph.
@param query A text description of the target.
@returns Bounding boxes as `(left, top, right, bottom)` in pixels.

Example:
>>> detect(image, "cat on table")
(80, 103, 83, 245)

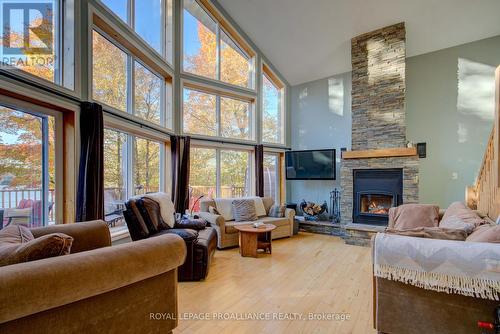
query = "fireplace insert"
(352, 169, 403, 225)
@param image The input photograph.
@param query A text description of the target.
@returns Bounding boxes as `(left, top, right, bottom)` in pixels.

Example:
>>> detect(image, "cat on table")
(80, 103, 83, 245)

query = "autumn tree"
(183, 6, 257, 201)
(0, 107, 55, 190)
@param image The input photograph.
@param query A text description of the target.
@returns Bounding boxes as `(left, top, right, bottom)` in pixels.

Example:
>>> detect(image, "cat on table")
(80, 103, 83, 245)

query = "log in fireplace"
(352, 169, 403, 225)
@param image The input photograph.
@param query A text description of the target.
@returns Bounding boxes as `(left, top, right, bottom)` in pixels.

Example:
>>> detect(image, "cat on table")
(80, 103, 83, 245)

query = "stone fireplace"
(340, 22, 419, 229)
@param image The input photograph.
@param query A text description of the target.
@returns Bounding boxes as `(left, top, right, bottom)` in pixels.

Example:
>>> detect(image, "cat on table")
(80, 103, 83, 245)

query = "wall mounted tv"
(285, 149, 336, 180)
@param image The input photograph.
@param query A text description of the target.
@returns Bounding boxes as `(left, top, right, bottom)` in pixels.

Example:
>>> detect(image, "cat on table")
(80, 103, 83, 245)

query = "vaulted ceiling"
(217, 0, 500, 85)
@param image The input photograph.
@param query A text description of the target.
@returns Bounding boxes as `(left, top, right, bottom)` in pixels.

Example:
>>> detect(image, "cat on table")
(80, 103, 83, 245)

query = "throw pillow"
(439, 216, 475, 234)
(466, 224, 500, 243)
(268, 204, 286, 218)
(208, 206, 220, 215)
(441, 202, 486, 228)
(385, 227, 467, 241)
(232, 199, 258, 222)
(388, 204, 440, 230)
(175, 218, 207, 230)
(142, 192, 176, 228)
(252, 197, 267, 217)
(0, 226, 73, 267)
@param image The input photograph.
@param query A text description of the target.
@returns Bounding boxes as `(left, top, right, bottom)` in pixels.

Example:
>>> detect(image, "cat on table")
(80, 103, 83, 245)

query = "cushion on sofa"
(137, 198, 170, 233)
(261, 197, 274, 215)
(0, 225, 73, 267)
(439, 216, 475, 234)
(440, 202, 486, 229)
(388, 204, 440, 230)
(233, 199, 258, 222)
(466, 224, 500, 243)
(385, 227, 467, 241)
(268, 204, 286, 218)
(224, 217, 289, 234)
(124, 198, 150, 239)
(175, 218, 207, 230)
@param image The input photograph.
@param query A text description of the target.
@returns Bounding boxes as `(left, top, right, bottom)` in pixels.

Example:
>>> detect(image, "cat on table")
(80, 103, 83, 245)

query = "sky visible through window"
(183, 9, 200, 58)
(101, 0, 162, 53)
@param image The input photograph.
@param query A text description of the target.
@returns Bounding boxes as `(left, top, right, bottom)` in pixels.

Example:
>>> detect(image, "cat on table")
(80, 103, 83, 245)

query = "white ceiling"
(217, 0, 500, 85)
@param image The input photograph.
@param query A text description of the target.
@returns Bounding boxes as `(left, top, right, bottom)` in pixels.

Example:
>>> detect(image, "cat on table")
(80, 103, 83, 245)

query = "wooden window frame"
(190, 141, 255, 199)
(181, 0, 256, 91)
(90, 23, 174, 132)
(181, 81, 257, 144)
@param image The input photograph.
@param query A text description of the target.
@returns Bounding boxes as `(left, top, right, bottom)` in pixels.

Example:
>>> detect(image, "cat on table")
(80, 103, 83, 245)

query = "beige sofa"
(199, 197, 295, 249)
(0, 221, 186, 334)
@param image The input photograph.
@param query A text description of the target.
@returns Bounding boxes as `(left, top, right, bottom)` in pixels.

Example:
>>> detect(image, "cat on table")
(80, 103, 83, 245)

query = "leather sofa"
(0, 220, 186, 334)
(124, 195, 217, 281)
(198, 197, 295, 249)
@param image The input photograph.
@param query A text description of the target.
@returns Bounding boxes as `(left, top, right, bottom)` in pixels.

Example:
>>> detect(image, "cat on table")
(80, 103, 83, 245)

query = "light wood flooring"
(176, 232, 376, 334)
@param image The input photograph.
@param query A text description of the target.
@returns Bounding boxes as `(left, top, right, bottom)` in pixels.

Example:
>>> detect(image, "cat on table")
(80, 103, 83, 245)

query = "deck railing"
(0, 188, 56, 222)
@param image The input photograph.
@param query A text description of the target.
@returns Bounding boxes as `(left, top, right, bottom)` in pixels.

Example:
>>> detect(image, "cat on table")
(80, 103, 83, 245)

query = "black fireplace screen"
(353, 169, 403, 225)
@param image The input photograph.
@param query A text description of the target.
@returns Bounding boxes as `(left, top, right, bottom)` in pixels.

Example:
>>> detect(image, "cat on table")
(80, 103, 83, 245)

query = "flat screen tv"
(285, 149, 336, 180)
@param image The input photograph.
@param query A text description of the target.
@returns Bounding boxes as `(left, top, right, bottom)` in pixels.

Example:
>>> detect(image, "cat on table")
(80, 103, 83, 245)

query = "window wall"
(0, 0, 75, 89)
(103, 128, 165, 227)
(100, 0, 173, 63)
(183, 87, 253, 141)
(263, 153, 279, 203)
(92, 29, 173, 129)
(189, 146, 252, 210)
(0, 0, 289, 234)
(262, 67, 285, 145)
(182, 0, 253, 89)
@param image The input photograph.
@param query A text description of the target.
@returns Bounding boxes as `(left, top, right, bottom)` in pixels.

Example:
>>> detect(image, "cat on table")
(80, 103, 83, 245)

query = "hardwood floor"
(176, 232, 376, 334)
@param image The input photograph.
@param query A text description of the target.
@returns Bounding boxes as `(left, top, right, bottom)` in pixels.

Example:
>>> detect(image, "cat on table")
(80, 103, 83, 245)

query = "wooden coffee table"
(235, 224, 276, 258)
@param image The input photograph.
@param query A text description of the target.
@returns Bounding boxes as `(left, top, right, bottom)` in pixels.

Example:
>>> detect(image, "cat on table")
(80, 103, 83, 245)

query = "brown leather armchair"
(124, 195, 217, 281)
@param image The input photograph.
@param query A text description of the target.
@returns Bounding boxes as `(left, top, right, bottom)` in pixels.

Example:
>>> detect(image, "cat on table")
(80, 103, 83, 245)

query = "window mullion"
(161, 0, 166, 58)
(216, 149, 221, 198)
(41, 116, 50, 225)
(126, 134, 134, 197)
(216, 95, 221, 137)
(128, 56, 135, 116)
(129, 0, 134, 27)
(216, 25, 221, 81)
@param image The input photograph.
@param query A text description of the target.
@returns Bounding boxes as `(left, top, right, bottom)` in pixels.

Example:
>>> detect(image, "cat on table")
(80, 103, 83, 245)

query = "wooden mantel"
(342, 147, 417, 159)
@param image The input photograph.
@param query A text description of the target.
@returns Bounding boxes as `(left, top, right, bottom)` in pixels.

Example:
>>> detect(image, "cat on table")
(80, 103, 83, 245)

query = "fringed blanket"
(373, 233, 500, 301)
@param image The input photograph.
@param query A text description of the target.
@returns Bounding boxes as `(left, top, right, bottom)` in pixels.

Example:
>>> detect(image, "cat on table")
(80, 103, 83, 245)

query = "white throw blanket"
(373, 233, 500, 301)
(143, 192, 176, 228)
(214, 197, 266, 221)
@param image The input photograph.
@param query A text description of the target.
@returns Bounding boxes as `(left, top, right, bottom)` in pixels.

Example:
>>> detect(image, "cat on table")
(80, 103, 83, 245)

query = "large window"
(0, 105, 56, 229)
(92, 30, 173, 129)
(183, 87, 253, 141)
(263, 153, 279, 203)
(189, 146, 251, 210)
(262, 70, 285, 144)
(92, 31, 127, 112)
(100, 0, 173, 62)
(0, 0, 75, 89)
(183, 0, 253, 89)
(103, 128, 164, 227)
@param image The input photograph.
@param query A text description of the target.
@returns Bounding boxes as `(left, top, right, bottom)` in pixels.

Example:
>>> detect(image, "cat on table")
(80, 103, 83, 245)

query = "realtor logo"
(2, 2, 54, 55)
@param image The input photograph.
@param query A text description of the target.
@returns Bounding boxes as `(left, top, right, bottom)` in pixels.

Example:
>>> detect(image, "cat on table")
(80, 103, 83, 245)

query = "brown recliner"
(124, 195, 217, 281)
